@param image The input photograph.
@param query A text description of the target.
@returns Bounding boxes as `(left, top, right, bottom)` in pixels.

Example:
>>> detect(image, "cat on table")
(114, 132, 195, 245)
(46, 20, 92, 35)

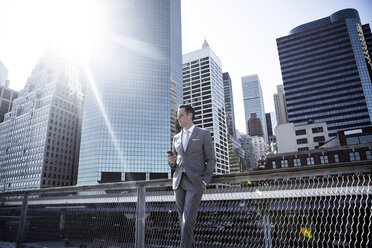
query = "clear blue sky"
(0, 0, 371, 133)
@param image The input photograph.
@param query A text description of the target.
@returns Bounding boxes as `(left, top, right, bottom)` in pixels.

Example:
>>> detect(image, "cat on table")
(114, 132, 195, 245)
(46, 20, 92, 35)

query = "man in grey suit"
(168, 104, 216, 248)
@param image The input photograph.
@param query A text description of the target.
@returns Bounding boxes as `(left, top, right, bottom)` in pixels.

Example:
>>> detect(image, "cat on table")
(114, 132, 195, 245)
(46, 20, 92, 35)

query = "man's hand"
(202, 181, 207, 189)
(167, 154, 177, 165)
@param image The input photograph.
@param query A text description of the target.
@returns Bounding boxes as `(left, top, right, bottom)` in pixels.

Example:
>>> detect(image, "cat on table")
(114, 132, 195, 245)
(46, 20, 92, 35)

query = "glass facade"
(241, 75, 268, 142)
(277, 9, 372, 137)
(223, 72, 236, 138)
(77, 0, 182, 185)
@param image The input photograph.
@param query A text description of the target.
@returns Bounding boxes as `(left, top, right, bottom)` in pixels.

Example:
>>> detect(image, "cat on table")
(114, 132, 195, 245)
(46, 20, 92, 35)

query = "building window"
(281, 159, 288, 168)
(297, 138, 308, 144)
(313, 136, 325, 142)
(346, 137, 359, 145)
(349, 152, 360, 161)
(366, 150, 372, 160)
(347, 135, 372, 145)
(334, 154, 339, 163)
(295, 129, 306, 136)
(359, 135, 372, 144)
(306, 156, 315, 165)
(293, 158, 301, 167)
(272, 161, 277, 169)
(320, 155, 329, 164)
(312, 127, 323, 133)
(298, 147, 309, 151)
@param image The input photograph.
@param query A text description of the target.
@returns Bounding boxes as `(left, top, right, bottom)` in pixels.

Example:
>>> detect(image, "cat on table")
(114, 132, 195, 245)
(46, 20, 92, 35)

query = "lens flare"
(255, 189, 262, 195)
(82, 62, 126, 166)
(301, 227, 313, 238)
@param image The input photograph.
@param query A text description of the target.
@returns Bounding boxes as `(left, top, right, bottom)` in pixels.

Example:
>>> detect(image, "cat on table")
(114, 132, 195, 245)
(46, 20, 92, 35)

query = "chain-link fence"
(0, 162, 371, 248)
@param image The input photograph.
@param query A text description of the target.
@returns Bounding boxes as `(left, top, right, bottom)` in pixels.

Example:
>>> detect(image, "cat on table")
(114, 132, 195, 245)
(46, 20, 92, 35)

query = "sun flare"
(39, 0, 98, 62)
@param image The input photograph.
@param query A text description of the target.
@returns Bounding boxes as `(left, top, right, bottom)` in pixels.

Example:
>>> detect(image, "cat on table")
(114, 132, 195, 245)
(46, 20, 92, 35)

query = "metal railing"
(0, 161, 371, 248)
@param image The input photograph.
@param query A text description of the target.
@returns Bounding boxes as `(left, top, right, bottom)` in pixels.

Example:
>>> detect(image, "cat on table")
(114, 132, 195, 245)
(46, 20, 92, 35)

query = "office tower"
(265, 113, 273, 137)
(239, 134, 256, 169)
(0, 50, 84, 191)
(277, 9, 372, 137)
(251, 135, 266, 165)
(77, 0, 182, 185)
(241, 74, 268, 142)
(223, 72, 236, 138)
(0, 85, 18, 123)
(223, 72, 242, 173)
(248, 113, 264, 137)
(227, 135, 246, 173)
(183, 40, 229, 174)
(363, 25, 372, 55)
(273, 85, 288, 125)
(0, 60, 9, 87)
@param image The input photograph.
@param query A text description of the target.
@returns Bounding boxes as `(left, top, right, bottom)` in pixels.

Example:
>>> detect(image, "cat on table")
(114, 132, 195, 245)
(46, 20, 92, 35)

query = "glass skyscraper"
(241, 74, 268, 142)
(77, 0, 182, 185)
(277, 9, 372, 137)
(223, 72, 236, 138)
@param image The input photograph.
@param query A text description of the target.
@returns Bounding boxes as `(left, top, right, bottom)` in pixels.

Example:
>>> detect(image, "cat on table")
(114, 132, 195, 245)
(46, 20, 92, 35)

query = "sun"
(41, 0, 98, 62)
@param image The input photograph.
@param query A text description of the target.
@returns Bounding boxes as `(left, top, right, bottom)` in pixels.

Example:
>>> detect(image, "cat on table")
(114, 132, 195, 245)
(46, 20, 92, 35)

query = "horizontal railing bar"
(4, 185, 370, 206)
(0, 161, 371, 196)
(211, 161, 372, 183)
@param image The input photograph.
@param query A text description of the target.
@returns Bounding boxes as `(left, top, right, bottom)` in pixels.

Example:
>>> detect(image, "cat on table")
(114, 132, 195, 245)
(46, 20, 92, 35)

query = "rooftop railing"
(0, 161, 371, 248)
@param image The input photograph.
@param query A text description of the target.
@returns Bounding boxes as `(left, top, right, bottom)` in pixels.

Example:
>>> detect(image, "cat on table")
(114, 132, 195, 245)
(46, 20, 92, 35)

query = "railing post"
(135, 185, 145, 248)
(16, 193, 29, 248)
(263, 213, 272, 248)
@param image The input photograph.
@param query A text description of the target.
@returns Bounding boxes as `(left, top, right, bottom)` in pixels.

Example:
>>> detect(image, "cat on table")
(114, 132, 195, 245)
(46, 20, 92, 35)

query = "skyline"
(0, 0, 372, 133)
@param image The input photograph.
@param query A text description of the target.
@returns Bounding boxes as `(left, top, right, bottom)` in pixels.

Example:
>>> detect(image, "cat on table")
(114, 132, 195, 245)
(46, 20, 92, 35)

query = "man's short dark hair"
(178, 104, 195, 121)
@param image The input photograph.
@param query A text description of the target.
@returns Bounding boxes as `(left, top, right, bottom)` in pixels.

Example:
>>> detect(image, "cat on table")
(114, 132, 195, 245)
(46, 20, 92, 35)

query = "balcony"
(1, 161, 371, 248)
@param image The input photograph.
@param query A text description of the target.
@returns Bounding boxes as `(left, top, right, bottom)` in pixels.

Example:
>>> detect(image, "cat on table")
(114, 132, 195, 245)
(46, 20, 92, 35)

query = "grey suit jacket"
(170, 126, 216, 190)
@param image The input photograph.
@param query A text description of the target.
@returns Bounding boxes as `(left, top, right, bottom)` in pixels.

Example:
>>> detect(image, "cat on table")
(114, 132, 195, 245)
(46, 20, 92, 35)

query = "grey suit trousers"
(175, 172, 204, 248)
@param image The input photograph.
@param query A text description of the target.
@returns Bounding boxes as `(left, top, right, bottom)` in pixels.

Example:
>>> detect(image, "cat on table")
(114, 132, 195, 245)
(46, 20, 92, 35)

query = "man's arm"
(201, 130, 216, 185)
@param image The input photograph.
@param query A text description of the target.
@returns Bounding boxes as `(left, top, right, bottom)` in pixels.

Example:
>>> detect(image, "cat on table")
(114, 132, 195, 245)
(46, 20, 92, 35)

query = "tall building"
(363, 24, 372, 56)
(241, 74, 268, 142)
(0, 60, 9, 87)
(248, 113, 264, 137)
(0, 49, 85, 191)
(273, 85, 288, 125)
(183, 40, 229, 174)
(223, 72, 243, 173)
(227, 135, 246, 174)
(0, 85, 18, 123)
(238, 134, 256, 169)
(77, 0, 182, 185)
(251, 135, 266, 165)
(265, 113, 273, 137)
(223, 72, 236, 138)
(277, 9, 372, 137)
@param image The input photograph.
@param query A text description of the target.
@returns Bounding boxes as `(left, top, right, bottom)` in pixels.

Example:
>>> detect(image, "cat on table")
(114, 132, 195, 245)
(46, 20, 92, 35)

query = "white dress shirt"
(182, 124, 195, 150)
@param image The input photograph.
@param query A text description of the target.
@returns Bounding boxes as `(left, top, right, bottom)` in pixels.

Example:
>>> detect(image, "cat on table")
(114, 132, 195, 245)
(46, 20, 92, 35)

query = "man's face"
(177, 108, 192, 128)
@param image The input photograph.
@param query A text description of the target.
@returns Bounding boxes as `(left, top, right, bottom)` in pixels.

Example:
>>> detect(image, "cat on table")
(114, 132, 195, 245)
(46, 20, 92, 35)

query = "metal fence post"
(135, 185, 145, 248)
(263, 214, 272, 248)
(16, 193, 29, 248)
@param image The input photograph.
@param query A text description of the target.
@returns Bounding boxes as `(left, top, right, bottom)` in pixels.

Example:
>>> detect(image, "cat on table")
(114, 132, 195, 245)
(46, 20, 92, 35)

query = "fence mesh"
(0, 171, 371, 248)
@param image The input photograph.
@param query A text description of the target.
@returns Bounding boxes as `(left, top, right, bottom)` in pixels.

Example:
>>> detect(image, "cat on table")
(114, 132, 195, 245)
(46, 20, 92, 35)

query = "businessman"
(168, 104, 216, 248)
